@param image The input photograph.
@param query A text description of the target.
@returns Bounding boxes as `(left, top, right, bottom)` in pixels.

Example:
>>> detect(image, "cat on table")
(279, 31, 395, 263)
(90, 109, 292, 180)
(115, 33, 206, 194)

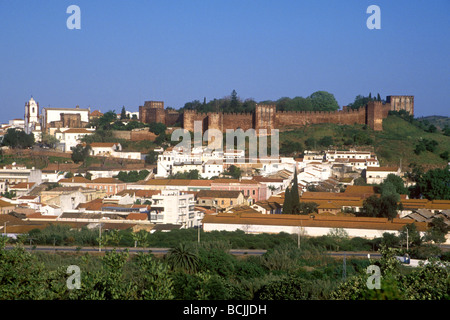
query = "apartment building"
(0, 165, 42, 185)
(149, 189, 199, 228)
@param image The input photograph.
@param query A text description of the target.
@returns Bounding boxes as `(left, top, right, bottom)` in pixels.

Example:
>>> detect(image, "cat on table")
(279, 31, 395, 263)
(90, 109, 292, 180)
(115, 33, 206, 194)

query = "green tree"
(149, 122, 167, 135)
(230, 89, 240, 111)
(131, 230, 150, 248)
(308, 91, 339, 111)
(443, 125, 450, 136)
(297, 202, 318, 215)
(380, 174, 408, 196)
(439, 150, 449, 162)
(0, 238, 55, 299)
(424, 217, 450, 245)
(318, 136, 334, 147)
(120, 106, 127, 120)
(255, 275, 314, 300)
(166, 243, 200, 274)
(94, 111, 117, 131)
(413, 166, 450, 200)
(145, 150, 158, 165)
(360, 194, 399, 221)
(223, 165, 241, 179)
(283, 187, 293, 214)
(40, 133, 59, 149)
(381, 232, 400, 248)
(2, 128, 35, 149)
(347, 95, 372, 110)
(399, 223, 422, 249)
(71, 144, 91, 164)
(65, 171, 74, 178)
(75, 249, 135, 300)
(133, 253, 174, 299)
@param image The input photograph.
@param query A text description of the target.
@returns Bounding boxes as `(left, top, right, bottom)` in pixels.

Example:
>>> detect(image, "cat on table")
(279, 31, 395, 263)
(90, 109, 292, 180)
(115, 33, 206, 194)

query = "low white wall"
(203, 222, 429, 240)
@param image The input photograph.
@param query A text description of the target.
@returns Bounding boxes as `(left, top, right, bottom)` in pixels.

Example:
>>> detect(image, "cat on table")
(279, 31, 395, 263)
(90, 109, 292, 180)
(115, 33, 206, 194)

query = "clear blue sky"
(0, 0, 448, 121)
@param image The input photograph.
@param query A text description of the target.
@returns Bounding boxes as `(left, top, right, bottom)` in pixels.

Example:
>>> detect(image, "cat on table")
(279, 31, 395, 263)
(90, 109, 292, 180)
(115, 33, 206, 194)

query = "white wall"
(203, 222, 433, 241)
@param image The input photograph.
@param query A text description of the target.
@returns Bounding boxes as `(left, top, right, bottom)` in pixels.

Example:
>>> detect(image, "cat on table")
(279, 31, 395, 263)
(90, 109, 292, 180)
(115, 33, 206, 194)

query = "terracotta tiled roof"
(344, 185, 377, 195)
(117, 189, 161, 197)
(197, 190, 243, 199)
(318, 201, 342, 209)
(202, 213, 428, 232)
(77, 198, 103, 211)
(26, 212, 58, 219)
(18, 195, 39, 200)
(126, 213, 148, 220)
(59, 176, 91, 184)
(188, 180, 213, 186)
(90, 110, 103, 116)
(89, 142, 119, 148)
(89, 177, 123, 184)
(10, 182, 35, 189)
(367, 166, 399, 172)
(63, 128, 93, 134)
(0, 199, 15, 207)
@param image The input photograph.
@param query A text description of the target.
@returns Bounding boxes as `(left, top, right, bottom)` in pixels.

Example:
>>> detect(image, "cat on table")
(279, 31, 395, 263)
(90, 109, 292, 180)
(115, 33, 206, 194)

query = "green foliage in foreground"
(1, 233, 449, 300)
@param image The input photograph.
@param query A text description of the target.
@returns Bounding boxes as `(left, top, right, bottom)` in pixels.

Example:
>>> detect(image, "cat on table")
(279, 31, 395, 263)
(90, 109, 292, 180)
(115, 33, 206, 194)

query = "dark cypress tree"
(290, 168, 300, 214)
(283, 187, 293, 214)
(120, 106, 127, 119)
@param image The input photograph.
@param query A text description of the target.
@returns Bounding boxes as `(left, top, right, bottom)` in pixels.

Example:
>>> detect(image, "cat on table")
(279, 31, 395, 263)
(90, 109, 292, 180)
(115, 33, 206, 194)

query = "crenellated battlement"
(141, 95, 414, 132)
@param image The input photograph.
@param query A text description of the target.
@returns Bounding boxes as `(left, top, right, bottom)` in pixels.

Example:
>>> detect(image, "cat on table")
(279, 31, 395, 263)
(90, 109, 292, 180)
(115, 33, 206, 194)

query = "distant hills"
(416, 115, 450, 130)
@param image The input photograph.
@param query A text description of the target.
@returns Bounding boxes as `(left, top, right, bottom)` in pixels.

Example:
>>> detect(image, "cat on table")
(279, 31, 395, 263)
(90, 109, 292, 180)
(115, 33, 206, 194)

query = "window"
(252, 190, 255, 195)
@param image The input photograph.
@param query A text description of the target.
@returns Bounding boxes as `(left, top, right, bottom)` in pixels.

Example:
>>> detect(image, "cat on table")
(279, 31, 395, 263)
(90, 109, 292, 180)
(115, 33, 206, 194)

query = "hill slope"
(279, 115, 450, 170)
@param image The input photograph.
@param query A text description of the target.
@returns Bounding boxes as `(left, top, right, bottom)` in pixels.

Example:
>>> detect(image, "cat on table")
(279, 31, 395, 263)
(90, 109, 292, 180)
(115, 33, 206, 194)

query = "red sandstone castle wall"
(143, 95, 411, 133)
(165, 111, 183, 127)
(183, 111, 209, 132)
(183, 106, 385, 132)
(274, 107, 367, 128)
(222, 113, 254, 131)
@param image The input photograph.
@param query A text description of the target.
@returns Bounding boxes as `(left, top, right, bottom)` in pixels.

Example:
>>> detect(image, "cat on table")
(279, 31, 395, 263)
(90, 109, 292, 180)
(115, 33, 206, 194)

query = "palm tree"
(166, 243, 200, 274)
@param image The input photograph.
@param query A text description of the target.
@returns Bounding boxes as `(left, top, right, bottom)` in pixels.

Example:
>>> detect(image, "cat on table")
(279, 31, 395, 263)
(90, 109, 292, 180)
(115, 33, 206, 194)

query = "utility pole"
(98, 223, 102, 252)
(406, 227, 409, 252)
(297, 219, 303, 249)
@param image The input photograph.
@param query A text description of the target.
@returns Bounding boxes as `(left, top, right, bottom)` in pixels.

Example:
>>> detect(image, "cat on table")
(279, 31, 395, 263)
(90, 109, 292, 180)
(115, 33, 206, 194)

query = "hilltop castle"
(140, 95, 414, 133)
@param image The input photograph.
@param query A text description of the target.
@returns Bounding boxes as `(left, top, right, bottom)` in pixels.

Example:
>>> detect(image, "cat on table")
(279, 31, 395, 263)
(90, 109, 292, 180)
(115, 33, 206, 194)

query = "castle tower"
(24, 96, 39, 134)
(386, 95, 414, 115)
(254, 104, 276, 132)
(366, 101, 383, 131)
(139, 100, 164, 124)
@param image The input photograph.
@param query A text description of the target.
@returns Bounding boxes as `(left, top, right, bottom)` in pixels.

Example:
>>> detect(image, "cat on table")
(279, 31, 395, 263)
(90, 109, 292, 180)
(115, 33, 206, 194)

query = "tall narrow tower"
(24, 96, 39, 134)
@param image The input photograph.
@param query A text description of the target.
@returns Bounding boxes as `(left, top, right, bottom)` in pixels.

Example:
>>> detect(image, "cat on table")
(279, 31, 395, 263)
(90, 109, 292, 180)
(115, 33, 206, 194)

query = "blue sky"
(0, 0, 448, 121)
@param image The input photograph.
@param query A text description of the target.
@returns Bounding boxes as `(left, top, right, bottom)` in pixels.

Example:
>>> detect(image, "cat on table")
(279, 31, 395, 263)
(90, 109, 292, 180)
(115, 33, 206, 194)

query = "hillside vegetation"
(417, 115, 450, 130)
(279, 115, 450, 170)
